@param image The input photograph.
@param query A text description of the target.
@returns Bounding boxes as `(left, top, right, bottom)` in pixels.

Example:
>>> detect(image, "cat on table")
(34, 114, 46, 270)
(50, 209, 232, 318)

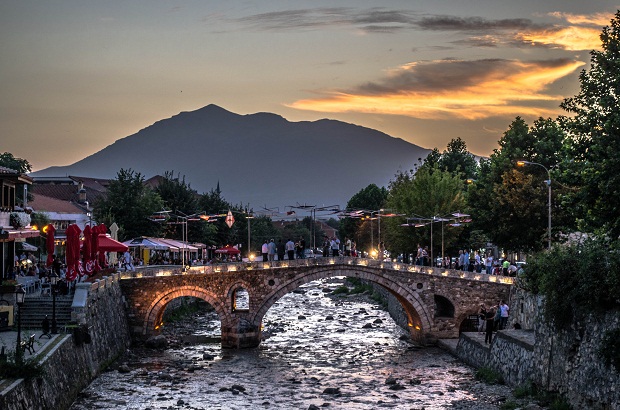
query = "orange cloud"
(289, 59, 585, 120)
(517, 26, 603, 51)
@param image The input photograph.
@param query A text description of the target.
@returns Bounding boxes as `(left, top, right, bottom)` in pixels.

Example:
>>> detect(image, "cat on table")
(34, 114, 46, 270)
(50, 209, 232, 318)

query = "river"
(69, 277, 518, 409)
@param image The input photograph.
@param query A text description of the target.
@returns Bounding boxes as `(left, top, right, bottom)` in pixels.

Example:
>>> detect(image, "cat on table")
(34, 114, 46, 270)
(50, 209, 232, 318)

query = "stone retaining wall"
(0, 274, 131, 410)
(455, 288, 620, 410)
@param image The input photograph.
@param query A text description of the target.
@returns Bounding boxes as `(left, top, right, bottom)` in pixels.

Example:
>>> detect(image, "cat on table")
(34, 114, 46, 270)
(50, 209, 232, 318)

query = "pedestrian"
(268, 239, 276, 261)
(261, 241, 269, 262)
(344, 237, 352, 256)
(485, 253, 493, 274)
(276, 239, 285, 261)
(485, 307, 495, 344)
(494, 303, 502, 330)
(285, 239, 295, 260)
(458, 250, 465, 270)
(331, 237, 340, 257)
(299, 237, 306, 258)
(502, 259, 510, 276)
(322, 236, 330, 257)
(474, 251, 482, 273)
(478, 304, 487, 334)
(416, 244, 423, 265)
(499, 300, 510, 330)
(123, 250, 134, 271)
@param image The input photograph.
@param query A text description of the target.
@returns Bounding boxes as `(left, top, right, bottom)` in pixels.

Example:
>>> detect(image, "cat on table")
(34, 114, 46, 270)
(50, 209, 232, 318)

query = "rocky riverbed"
(69, 277, 543, 409)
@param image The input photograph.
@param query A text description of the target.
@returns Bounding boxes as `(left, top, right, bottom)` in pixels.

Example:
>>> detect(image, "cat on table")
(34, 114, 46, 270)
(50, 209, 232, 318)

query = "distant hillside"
(32, 105, 430, 208)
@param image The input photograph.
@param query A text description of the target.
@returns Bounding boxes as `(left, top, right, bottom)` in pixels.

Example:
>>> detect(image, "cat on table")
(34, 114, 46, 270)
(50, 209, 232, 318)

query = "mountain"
(32, 105, 430, 209)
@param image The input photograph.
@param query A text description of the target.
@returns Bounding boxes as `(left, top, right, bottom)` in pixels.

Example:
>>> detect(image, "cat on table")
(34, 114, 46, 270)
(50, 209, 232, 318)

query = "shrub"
(474, 366, 504, 385)
(331, 286, 349, 295)
(0, 351, 44, 380)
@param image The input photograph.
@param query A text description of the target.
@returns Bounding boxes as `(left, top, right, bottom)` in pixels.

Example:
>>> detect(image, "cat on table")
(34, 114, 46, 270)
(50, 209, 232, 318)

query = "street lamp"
(517, 160, 552, 249)
(50, 272, 59, 334)
(15, 286, 26, 364)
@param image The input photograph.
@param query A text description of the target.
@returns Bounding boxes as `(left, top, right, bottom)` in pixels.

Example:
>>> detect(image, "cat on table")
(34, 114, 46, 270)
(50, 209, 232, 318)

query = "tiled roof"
(28, 193, 86, 214)
(31, 184, 105, 203)
(0, 165, 19, 174)
(68, 176, 110, 193)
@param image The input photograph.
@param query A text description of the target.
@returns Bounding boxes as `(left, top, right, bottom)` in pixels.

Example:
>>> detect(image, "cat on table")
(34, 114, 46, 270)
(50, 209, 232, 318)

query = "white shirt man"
(123, 251, 134, 271)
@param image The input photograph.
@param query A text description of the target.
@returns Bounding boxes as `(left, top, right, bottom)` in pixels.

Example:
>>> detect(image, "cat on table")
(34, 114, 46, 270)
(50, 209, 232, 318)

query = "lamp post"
(50, 272, 59, 334)
(246, 210, 254, 259)
(517, 160, 552, 249)
(15, 286, 26, 364)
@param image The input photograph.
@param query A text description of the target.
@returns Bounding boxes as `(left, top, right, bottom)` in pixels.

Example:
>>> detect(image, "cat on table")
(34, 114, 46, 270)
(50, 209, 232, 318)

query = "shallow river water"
(69, 277, 517, 409)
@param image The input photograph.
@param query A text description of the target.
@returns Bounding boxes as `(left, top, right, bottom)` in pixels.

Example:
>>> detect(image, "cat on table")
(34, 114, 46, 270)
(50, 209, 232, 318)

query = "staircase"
(16, 295, 74, 330)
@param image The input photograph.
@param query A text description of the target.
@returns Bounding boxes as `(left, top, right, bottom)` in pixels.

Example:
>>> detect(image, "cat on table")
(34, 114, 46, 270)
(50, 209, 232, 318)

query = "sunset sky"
(1, 1, 617, 172)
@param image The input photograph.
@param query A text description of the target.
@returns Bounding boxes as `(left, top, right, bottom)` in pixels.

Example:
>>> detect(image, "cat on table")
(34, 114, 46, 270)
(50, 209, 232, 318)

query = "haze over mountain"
(32, 105, 430, 209)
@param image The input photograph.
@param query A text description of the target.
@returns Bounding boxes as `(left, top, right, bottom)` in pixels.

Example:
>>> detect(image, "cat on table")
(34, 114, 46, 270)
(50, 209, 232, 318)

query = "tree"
(468, 117, 566, 253)
(339, 184, 388, 247)
(0, 152, 31, 174)
(437, 137, 478, 180)
(383, 165, 466, 262)
(94, 169, 165, 241)
(155, 171, 201, 241)
(559, 11, 620, 239)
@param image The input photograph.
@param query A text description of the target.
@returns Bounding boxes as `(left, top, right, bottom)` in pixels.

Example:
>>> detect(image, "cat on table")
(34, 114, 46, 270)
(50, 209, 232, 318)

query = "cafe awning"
(0, 228, 40, 242)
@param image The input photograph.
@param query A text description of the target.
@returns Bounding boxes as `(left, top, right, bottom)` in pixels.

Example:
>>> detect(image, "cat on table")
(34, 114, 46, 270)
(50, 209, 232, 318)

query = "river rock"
(322, 387, 341, 395)
(117, 364, 131, 373)
(145, 335, 168, 349)
(362, 323, 373, 329)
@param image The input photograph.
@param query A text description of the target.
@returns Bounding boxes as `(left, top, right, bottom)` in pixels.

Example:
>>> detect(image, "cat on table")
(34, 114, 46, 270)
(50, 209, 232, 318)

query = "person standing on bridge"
(276, 239, 285, 261)
(261, 241, 269, 262)
(286, 238, 295, 260)
(268, 239, 276, 261)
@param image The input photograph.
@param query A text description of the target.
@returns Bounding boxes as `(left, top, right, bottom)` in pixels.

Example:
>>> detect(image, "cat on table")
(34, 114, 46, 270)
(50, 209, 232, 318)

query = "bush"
(513, 380, 537, 398)
(0, 351, 44, 380)
(520, 238, 620, 329)
(331, 286, 349, 295)
(474, 366, 504, 385)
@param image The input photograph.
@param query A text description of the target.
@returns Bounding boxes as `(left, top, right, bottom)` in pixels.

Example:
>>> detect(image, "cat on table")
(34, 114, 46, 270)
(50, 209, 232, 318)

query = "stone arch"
(225, 280, 254, 311)
(252, 266, 433, 337)
(142, 285, 229, 336)
(433, 294, 455, 318)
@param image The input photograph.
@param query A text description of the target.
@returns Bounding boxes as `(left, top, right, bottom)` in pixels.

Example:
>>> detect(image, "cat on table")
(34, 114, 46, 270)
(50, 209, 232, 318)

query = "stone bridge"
(119, 258, 514, 348)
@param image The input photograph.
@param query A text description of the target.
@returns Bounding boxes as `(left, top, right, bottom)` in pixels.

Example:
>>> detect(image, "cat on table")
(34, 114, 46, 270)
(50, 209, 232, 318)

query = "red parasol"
(215, 245, 241, 255)
(65, 224, 81, 281)
(83, 225, 93, 274)
(98, 234, 128, 252)
(90, 224, 101, 272)
(97, 224, 108, 268)
(45, 224, 56, 267)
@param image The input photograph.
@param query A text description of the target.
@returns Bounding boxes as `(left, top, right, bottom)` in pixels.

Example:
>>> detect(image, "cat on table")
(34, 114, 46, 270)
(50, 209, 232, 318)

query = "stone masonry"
(119, 258, 512, 347)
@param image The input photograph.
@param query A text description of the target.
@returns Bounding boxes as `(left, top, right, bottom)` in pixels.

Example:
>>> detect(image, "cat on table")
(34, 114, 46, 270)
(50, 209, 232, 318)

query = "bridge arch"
(143, 285, 230, 336)
(252, 265, 433, 340)
(226, 280, 253, 311)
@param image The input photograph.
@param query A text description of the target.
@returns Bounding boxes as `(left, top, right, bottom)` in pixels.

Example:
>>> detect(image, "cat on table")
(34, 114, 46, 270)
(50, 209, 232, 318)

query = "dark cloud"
(354, 58, 575, 95)
(416, 16, 538, 32)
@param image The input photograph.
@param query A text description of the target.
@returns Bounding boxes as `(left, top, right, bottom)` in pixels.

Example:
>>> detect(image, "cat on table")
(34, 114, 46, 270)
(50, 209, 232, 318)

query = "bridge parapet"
(120, 257, 514, 285)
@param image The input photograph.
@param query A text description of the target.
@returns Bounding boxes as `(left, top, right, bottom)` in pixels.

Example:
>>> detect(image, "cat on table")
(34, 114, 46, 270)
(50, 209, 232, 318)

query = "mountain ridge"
(31, 105, 430, 208)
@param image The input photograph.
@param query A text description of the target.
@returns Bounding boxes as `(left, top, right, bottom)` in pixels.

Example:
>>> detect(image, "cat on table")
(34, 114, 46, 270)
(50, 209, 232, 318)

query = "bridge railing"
(119, 257, 514, 284)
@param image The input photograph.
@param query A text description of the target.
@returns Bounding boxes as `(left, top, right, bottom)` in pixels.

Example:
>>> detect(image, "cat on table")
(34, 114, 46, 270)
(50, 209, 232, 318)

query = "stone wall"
(455, 288, 620, 410)
(0, 274, 131, 410)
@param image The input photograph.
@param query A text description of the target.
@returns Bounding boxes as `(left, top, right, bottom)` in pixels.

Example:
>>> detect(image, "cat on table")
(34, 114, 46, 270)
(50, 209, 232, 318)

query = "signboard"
(226, 210, 235, 228)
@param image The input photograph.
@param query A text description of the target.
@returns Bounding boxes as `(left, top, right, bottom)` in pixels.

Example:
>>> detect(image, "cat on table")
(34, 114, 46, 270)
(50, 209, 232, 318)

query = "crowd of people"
(477, 300, 521, 344)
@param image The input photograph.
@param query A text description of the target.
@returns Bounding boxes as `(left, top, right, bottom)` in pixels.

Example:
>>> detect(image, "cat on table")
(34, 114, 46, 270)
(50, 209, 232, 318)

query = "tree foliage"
(383, 165, 466, 260)
(0, 152, 31, 174)
(94, 169, 164, 241)
(559, 10, 620, 239)
(467, 117, 565, 253)
(339, 184, 388, 247)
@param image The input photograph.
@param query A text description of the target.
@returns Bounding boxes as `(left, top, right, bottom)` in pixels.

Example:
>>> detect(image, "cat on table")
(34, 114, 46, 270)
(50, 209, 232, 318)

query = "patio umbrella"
(45, 224, 55, 267)
(83, 225, 93, 275)
(97, 224, 108, 268)
(65, 224, 81, 281)
(108, 222, 120, 266)
(90, 224, 102, 272)
(215, 245, 240, 255)
(98, 234, 128, 252)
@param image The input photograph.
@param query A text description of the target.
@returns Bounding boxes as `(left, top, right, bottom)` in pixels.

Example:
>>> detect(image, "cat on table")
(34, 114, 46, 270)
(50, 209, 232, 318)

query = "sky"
(1, 1, 618, 172)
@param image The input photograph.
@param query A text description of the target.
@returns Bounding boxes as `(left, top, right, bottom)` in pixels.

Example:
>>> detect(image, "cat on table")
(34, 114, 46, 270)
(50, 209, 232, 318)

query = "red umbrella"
(45, 224, 55, 267)
(97, 224, 108, 268)
(90, 224, 101, 272)
(98, 234, 128, 252)
(83, 225, 93, 274)
(65, 224, 81, 281)
(215, 245, 241, 255)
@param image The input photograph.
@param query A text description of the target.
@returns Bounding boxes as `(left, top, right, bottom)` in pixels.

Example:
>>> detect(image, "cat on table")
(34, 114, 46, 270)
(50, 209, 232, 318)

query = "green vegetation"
(520, 238, 620, 330)
(474, 366, 504, 385)
(163, 298, 212, 323)
(499, 401, 519, 410)
(0, 352, 44, 380)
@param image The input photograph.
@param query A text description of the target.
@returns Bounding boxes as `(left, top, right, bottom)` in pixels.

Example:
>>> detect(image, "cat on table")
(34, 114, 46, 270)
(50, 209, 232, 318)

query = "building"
(0, 166, 40, 280)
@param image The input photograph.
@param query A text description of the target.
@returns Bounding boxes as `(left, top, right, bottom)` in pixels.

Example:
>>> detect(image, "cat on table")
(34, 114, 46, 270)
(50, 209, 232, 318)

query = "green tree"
(437, 137, 478, 180)
(339, 184, 388, 248)
(383, 165, 466, 262)
(468, 117, 565, 253)
(94, 169, 165, 241)
(559, 11, 620, 239)
(155, 171, 201, 241)
(0, 152, 31, 173)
